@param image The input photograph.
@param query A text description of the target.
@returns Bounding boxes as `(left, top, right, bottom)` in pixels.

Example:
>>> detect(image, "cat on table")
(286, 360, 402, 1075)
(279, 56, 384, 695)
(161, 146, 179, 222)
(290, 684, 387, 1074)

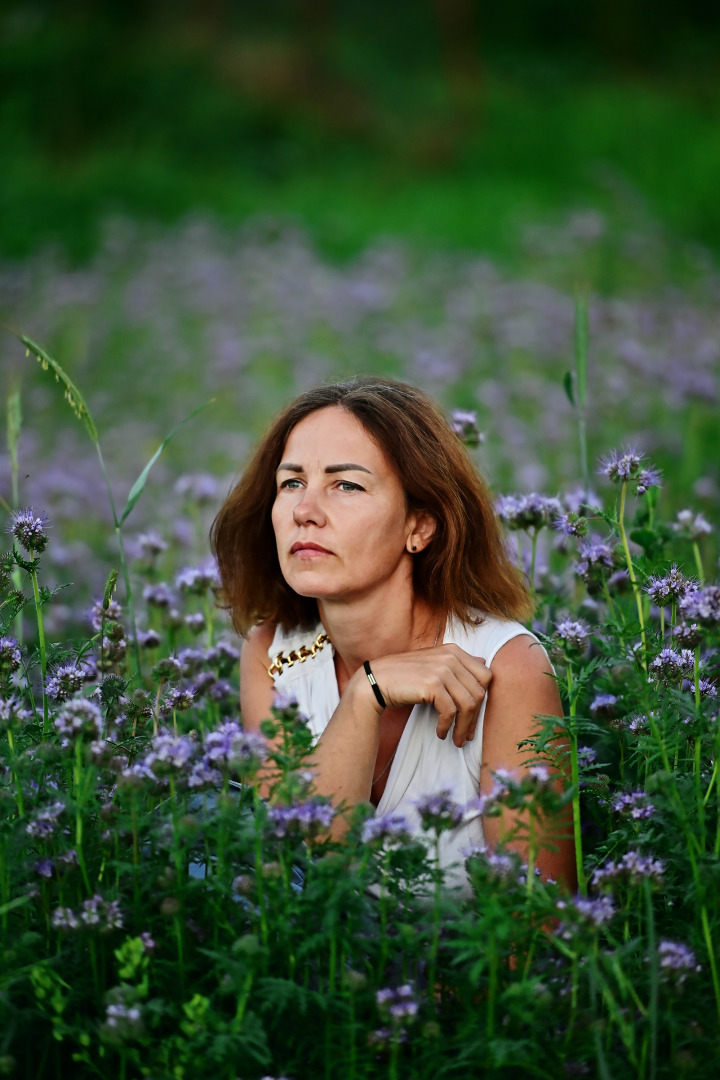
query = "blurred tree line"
(2, 0, 720, 259)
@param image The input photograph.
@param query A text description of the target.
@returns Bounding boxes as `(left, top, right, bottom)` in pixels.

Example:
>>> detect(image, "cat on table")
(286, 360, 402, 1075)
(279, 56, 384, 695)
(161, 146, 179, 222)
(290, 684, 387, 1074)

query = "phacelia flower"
(361, 812, 413, 845)
(657, 940, 702, 985)
(143, 583, 174, 609)
(7, 507, 50, 553)
(163, 686, 195, 712)
(376, 983, 419, 1024)
(415, 790, 465, 832)
(54, 698, 103, 740)
(0, 637, 22, 673)
(612, 790, 655, 819)
(644, 566, 693, 607)
(672, 510, 713, 541)
(680, 585, 720, 627)
(649, 647, 696, 685)
(554, 618, 590, 654)
(574, 537, 616, 591)
(593, 850, 664, 889)
(555, 895, 616, 938)
(266, 800, 336, 841)
(45, 662, 86, 702)
(174, 473, 218, 504)
(202, 721, 268, 774)
(599, 448, 660, 492)
(449, 409, 483, 447)
(134, 530, 168, 559)
(553, 511, 588, 538)
(590, 693, 619, 719)
(497, 493, 562, 532)
(175, 561, 219, 594)
(672, 622, 703, 649)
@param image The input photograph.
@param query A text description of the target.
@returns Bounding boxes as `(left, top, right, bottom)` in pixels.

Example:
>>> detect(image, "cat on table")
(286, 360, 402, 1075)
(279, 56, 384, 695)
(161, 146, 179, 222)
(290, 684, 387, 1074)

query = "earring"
(411, 545, 417, 551)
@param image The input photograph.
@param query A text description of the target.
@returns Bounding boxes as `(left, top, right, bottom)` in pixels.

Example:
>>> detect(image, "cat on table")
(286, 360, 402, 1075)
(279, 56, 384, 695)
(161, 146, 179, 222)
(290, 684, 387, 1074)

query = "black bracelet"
(363, 660, 387, 709)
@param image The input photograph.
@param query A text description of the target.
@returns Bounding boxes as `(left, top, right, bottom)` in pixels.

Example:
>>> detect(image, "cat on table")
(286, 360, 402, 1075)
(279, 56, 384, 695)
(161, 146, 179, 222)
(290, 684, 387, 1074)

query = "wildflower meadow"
(0, 217, 719, 1078)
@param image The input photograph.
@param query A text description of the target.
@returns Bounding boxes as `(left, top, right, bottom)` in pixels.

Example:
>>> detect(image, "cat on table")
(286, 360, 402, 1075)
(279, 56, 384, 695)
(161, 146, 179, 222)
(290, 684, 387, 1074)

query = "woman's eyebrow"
(276, 462, 372, 475)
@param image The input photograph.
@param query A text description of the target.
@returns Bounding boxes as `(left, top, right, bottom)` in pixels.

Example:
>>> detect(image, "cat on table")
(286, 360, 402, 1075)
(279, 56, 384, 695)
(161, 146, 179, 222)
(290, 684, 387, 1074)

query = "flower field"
(0, 214, 719, 1078)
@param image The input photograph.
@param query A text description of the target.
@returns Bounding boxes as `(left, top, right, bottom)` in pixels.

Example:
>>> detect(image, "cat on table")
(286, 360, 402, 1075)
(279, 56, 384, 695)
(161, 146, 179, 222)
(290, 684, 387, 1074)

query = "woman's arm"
(241, 627, 492, 834)
(480, 635, 576, 890)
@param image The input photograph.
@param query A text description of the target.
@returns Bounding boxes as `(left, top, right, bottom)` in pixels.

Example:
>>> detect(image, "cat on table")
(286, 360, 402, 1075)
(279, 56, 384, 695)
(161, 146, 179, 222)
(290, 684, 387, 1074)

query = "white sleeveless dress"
(267, 611, 540, 897)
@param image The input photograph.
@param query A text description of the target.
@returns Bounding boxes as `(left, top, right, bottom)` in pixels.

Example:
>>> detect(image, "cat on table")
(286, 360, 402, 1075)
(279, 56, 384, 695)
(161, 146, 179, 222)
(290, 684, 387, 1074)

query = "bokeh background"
(1, 0, 718, 609)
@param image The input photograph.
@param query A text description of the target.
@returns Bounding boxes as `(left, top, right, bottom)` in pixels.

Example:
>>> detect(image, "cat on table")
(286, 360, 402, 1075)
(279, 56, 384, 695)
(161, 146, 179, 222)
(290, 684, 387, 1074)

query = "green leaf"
(630, 528, 659, 554)
(118, 400, 214, 526)
(563, 371, 575, 406)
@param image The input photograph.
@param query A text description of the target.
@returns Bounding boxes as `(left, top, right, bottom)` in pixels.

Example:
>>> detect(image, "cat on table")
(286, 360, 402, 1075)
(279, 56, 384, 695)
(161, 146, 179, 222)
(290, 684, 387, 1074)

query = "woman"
(212, 377, 575, 894)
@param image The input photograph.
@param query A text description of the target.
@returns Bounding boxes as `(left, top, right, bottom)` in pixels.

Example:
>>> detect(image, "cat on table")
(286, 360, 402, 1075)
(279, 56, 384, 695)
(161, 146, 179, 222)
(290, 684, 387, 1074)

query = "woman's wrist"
(347, 665, 386, 718)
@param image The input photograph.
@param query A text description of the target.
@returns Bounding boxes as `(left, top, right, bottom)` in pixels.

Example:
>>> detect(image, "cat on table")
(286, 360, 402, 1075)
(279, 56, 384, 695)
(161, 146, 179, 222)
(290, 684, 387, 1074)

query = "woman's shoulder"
(448, 609, 539, 666)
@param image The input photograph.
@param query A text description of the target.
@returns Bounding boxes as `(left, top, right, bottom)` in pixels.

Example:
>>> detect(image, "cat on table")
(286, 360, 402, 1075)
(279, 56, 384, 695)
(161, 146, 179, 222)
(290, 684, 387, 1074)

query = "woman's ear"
(406, 510, 437, 553)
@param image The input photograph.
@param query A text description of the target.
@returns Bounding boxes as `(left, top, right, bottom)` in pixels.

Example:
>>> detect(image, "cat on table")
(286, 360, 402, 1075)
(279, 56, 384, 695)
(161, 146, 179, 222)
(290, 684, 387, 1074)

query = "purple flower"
(376, 983, 419, 1024)
(138, 629, 161, 649)
(554, 618, 590, 653)
(163, 686, 195, 712)
(644, 566, 693, 607)
(35, 858, 55, 879)
(649, 647, 696, 685)
(497, 493, 562, 531)
(266, 800, 336, 841)
(54, 698, 103, 739)
(175, 561, 219, 594)
(7, 507, 50, 553)
(449, 409, 483, 447)
(593, 850, 664, 889)
(556, 895, 616, 938)
(143, 583, 174, 609)
(415, 790, 465, 832)
(657, 940, 701, 985)
(26, 801, 65, 839)
(672, 622, 703, 649)
(51, 906, 79, 931)
(174, 473, 218, 504)
(680, 585, 720, 627)
(89, 598, 123, 632)
(574, 537, 616, 588)
(0, 637, 22, 673)
(45, 662, 86, 702)
(612, 790, 655, 819)
(635, 467, 662, 495)
(553, 511, 588, 538)
(184, 612, 206, 634)
(361, 812, 412, 845)
(202, 721, 268, 774)
(134, 531, 168, 559)
(672, 510, 712, 541)
(577, 746, 597, 768)
(590, 693, 619, 718)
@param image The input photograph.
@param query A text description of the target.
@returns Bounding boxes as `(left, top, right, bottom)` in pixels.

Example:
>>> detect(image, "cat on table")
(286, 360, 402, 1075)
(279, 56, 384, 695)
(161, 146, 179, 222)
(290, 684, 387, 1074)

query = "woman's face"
(271, 405, 419, 606)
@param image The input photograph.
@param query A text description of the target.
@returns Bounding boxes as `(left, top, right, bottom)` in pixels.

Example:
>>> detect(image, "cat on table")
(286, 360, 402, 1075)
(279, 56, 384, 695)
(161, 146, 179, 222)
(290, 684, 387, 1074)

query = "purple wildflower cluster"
(53, 698, 103, 740)
(649, 647, 696, 685)
(612, 790, 655, 820)
(553, 617, 590, 654)
(497, 493, 562, 532)
(574, 537, 617, 592)
(25, 800, 65, 839)
(599, 448, 662, 494)
(51, 894, 124, 932)
(0, 637, 22, 673)
(644, 565, 694, 607)
(680, 585, 720, 627)
(266, 800, 336, 841)
(672, 510, 713, 541)
(45, 662, 90, 702)
(556, 894, 616, 938)
(449, 408, 483, 447)
(415, 790, 465, 833)
(657, 940, 702, 985)
(100, 1001, 144, 1043)
(361, 812, 413, 846)
(593, 850, 664, 889)
(376, 983, 419, 1023)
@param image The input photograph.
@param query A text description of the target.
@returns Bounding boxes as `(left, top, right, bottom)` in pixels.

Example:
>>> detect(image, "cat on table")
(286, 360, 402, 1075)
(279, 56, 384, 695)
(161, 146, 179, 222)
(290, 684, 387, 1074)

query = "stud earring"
(411, 545, 417, 551)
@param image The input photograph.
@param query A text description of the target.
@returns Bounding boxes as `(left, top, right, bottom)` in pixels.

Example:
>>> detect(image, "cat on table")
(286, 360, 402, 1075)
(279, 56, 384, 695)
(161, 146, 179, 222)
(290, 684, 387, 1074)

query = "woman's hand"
(366, 644, 492, 748)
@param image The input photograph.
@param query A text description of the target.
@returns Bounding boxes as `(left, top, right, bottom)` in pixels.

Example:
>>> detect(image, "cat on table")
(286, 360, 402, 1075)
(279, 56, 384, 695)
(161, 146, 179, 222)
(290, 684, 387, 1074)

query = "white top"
(268, 611, 539, 897)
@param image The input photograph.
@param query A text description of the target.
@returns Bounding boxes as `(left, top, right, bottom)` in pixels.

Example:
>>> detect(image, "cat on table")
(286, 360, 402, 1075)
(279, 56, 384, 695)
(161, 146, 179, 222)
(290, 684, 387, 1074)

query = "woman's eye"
(279, 478, 303, 490)
(338, 481, 363, 492)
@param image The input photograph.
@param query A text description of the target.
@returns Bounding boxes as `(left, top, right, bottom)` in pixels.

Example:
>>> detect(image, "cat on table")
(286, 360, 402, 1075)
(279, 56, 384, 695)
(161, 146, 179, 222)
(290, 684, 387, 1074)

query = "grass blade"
(7, 329, 99, 444)
(119, 400, 214, 526)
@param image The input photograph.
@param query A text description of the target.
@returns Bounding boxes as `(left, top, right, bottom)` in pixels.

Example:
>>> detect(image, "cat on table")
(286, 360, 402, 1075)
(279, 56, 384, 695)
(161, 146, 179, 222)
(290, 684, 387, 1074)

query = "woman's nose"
(292, 488, 326, 527)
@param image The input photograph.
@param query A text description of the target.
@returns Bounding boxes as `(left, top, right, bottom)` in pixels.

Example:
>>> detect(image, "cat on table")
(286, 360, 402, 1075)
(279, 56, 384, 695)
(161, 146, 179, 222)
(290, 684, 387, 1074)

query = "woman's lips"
(290, 542, 332, 557)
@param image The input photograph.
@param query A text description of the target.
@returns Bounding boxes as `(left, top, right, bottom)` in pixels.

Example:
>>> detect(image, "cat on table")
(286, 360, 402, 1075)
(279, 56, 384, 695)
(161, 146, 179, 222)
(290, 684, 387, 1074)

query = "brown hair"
(211, 377, 533, 634)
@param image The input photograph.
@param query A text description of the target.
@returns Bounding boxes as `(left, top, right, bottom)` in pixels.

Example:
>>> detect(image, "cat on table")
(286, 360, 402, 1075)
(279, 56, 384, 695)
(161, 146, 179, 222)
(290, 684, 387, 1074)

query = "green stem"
(7, 729, 24, 817)
(567, 667, 586, 896)
(74, 739, 92, 894)
(529, 530, 538, 593)
(644, 879, 658, 1080)
(700, 904, 720, 1028)
(617, 482, 647, 672)
(692, 541, 704, 584)
(29, 557, 48, 735)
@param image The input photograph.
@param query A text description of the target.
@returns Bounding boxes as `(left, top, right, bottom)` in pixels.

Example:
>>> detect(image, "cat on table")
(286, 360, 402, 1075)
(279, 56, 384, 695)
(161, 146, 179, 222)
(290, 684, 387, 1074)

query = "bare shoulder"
(240, 622, 277, 731)
(490, 633, 555, 680)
